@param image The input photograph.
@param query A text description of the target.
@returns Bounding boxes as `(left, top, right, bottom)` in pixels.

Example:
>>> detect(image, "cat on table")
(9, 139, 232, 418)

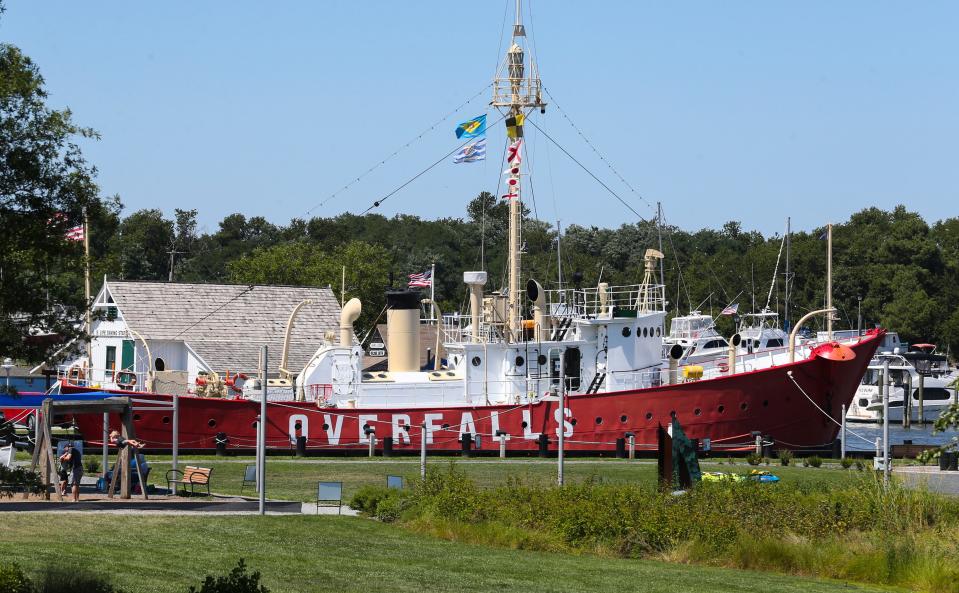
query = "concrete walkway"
(894, 466, 959, 495)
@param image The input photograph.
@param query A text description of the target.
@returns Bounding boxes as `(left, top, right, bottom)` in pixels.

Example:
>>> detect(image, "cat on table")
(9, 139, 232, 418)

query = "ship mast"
(492, 0, 545, 341)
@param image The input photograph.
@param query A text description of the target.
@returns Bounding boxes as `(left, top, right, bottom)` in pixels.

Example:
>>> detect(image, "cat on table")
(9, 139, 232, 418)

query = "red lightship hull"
(60, 332, 882, 453)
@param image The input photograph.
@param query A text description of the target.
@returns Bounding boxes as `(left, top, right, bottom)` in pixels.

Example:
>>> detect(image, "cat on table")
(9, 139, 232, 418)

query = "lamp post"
(2, 358, 13, 393)
(857, 296, 862, 337)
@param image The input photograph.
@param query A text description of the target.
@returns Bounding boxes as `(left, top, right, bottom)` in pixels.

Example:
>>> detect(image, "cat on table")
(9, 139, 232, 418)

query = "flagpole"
(430, 262, 436, 321)
(83, 207, 92, 371)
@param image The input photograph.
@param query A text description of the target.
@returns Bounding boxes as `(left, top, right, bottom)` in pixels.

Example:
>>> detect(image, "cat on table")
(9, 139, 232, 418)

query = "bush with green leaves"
(188, 559, 268, 593)
(0, 465, 43, 498)
(807, 456, 823, 468)
(0, 563, 32, 593)
(33, 565, 125, 593)
(84, 456, 101, 474)
(745, 452, 761, 466)
(776, 449, 793, 466)
(855, 460, 866, 471)
(840, 457, 853, 469)
(349, 484, 411, 522)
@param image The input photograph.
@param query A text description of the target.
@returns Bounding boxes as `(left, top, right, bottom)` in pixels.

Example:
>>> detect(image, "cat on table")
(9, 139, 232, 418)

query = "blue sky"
(3, 1, 957, 236)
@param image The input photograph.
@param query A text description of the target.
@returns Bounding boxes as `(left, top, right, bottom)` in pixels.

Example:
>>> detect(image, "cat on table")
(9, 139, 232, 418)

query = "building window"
(105, 346, 117, 379)
(154, 357, 166, 372)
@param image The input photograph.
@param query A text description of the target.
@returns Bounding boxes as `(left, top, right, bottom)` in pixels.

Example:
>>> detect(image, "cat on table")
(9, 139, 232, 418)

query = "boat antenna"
(764, 221, 788, 312)
(492, 0, 545, 342)
(784, 216, 791, 332)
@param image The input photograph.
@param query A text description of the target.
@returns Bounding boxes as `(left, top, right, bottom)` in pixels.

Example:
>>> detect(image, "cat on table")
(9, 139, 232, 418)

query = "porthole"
(595, 416, 603, 425)
(643, 327, 648, 337)
(362, 373, 374, 379)
(645, 412, 653, 421)
(694, 408, 702, 417)
(322, 423, 330, 430)
(622, 327, 631, 337)
(403, 425, 411, 432)
(717, 405, 725, 414)
(762, 400, 769, 408)
(431, 372, 441, 377)
(154, 357, 166, 372)
(162, 416, 170, 424)
(521, 420, 529, 428)
(442, 423, 450, 429)
(537, 354, 547, 365)
(471, 356, 482, 367)
(740, 402, 748, 411)
(515, 356, 525, 367)
(133, 414, 141, 421)
(294, 421, 302, 430)
(656, 327, 661, 337)
(619, 414, 628, 423)
(207, 419, 217, 428)
(362, 423, 370, 431)
(570, 418, 578, 426)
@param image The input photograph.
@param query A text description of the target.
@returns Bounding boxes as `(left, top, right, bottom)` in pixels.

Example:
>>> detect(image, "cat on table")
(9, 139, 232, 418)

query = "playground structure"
(30, 397, 147, 500)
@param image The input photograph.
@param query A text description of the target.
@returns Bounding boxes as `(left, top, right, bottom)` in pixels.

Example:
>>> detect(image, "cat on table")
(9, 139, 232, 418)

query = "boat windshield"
(669, 314, 715, 339)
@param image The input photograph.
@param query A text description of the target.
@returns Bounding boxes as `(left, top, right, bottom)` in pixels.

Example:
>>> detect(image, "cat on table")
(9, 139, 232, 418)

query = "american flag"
(408, 269, 432, 288)
(720, 303, 739, 316)
(65, 224, 85, 242)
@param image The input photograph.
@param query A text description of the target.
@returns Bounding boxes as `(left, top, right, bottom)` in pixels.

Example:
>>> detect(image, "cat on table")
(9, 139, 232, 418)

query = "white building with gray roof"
(77, 280, 342, 393)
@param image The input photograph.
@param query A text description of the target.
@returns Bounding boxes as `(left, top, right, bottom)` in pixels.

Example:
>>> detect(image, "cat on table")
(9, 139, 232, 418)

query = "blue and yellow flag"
(455, 114, 487, 139)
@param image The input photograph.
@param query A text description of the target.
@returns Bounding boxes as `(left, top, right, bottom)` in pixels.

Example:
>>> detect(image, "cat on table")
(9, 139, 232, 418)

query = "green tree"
(0, 23, 116, 360)
(227, 240, 390, 330)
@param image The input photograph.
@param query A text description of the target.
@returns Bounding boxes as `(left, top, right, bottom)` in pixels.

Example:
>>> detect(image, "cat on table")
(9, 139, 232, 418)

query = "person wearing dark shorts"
(59, 443, 83, 502)
(109, 430, 145, 450)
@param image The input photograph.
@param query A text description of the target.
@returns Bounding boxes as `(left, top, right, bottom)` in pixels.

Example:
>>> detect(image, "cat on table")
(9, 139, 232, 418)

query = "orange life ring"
(718, 361, 730, 373)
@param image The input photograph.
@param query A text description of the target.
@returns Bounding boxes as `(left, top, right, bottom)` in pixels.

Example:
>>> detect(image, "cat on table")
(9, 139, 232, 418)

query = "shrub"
(802, 457, 810, 467)
(840, 457, 853, 469)
(0, 466, 43, 498)
(776, 449, 794, 466)
(808, 456, 823, 468)
(84, 456, 101, 474)
(855, 460, 865, 471)
(189, 559, 268, 593)
(349, 484, 410, 522)
(0, 563, 32, 593)
(34, 565, 125, 593)
(745, 452, 761, 466)
(726, 456, 736, 465)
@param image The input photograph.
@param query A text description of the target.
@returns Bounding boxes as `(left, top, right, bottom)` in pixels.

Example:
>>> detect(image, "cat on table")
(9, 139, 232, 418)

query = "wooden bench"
(166, 466, 213, 496)
(891, 444, 937, 459)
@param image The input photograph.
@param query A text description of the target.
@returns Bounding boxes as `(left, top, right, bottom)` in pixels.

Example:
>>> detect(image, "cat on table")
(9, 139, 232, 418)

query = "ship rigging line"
(171, 285, 255, 340)
(785, 370, 874, 445)
(526, 120, 646, 222)
(359, 114, 508, 215)
(541, 86, 656, 214)
(304, 83, 493, 215)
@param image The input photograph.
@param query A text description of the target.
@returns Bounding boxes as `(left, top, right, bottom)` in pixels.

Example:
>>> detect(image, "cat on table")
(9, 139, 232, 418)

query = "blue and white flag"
(453, 137, 486, 164)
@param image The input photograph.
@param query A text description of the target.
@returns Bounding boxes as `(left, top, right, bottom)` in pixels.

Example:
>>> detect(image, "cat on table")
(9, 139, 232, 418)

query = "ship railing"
(440, 313, 502, 344)
(545, 284, 666, 319)
(492, 77, 543, 108)
(307, 383, 334, 405)
(56, 365, 149, 391)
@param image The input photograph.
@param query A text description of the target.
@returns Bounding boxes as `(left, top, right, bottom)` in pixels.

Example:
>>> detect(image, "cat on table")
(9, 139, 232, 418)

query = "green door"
(121, 339, 135, 371)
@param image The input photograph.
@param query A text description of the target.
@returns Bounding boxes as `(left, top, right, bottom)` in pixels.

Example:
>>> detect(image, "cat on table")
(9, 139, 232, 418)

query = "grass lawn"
(134, 456, 861, 501)
(0, 514, 891, 593)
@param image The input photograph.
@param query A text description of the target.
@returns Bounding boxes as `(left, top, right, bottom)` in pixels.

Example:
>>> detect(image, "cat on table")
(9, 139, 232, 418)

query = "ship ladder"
(585, 371, 606, 394)
(551, 316, 573, 341)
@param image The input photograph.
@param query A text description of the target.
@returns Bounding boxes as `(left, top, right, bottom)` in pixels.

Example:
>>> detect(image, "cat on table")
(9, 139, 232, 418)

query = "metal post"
(499, 434, 507, 459)
(101, 412, 108, 477)
(172, 393, 179, 474)
(368, 433, 376, 458)
(857, 296, 862, 337)
(917, 374, 925, 424)
(840, 404, 846, 459)
(755, 434, 762, 456)
(558, 356, 565, 487)
(903, 373, 911, 429)
(882, 360, 890, 486)
(628, 434, 635, 459)
(420, 422, 427, 479)
(258, 345, 267, 515)
(826, 223, 833, 340)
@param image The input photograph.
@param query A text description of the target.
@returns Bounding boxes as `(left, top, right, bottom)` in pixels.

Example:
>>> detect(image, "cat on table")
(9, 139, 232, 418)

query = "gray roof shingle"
(105, 280, 342, 374)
